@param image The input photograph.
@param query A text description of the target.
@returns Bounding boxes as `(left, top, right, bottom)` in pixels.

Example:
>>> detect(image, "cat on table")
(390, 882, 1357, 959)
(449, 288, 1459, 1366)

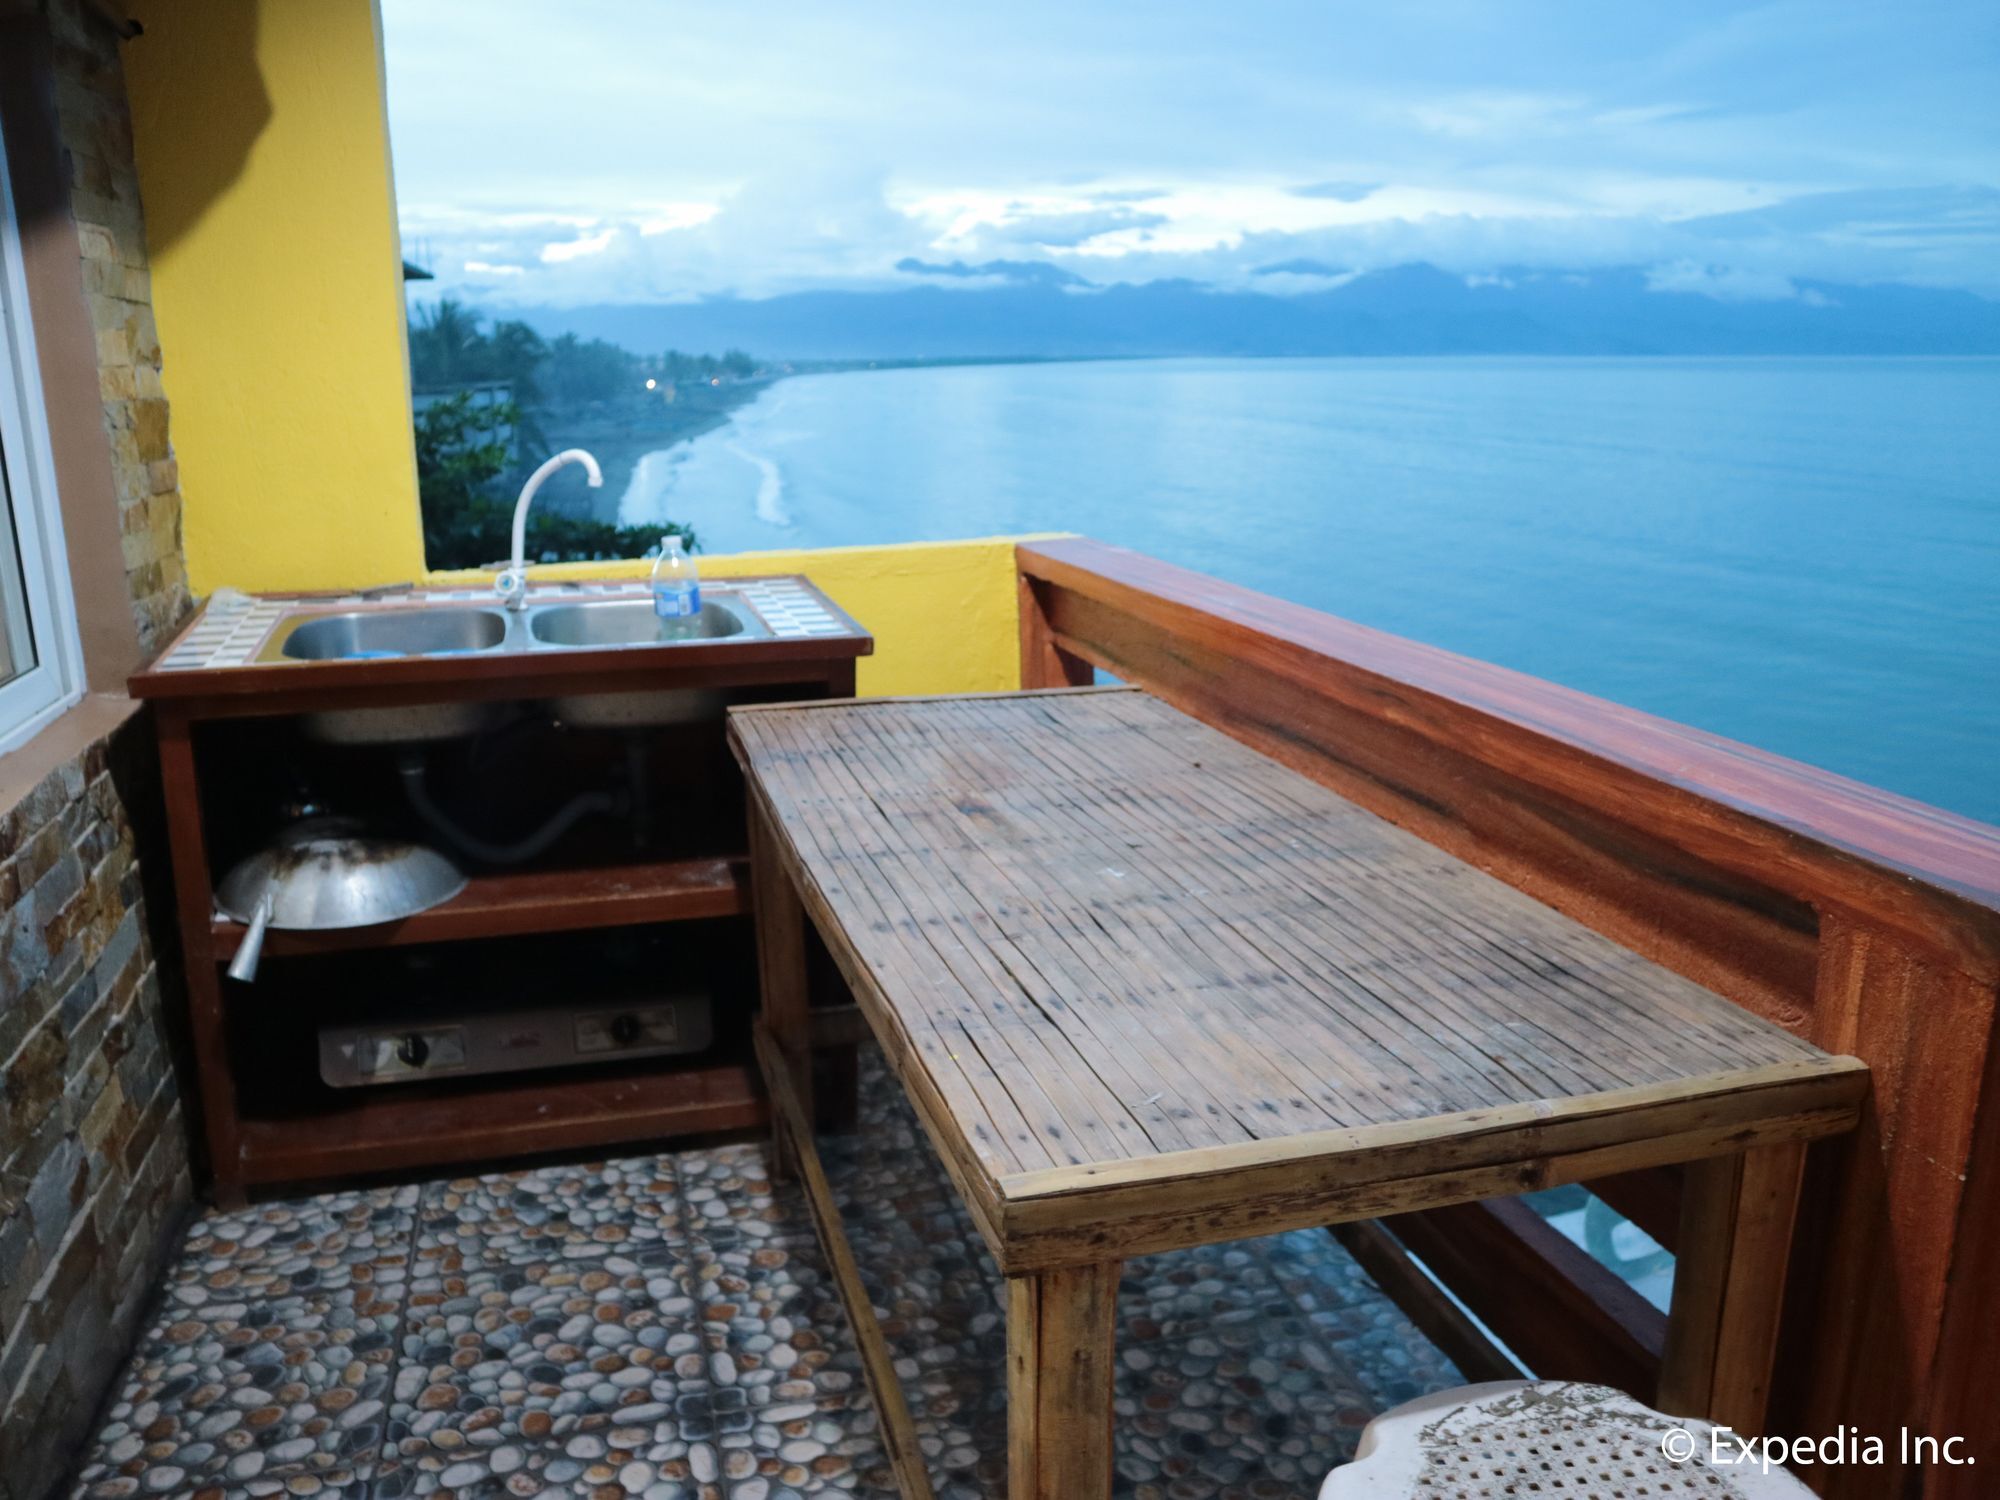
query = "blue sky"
(380, 0, 2000, 305)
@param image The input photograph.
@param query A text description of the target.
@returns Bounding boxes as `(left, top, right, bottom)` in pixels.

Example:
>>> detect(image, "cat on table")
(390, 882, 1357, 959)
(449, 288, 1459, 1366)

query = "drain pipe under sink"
(398, 752, 625, 865)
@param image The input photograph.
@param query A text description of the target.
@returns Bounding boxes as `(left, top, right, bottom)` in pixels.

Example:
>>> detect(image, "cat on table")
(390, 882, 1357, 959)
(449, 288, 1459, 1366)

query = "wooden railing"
(1016, 536, 2000, 1498)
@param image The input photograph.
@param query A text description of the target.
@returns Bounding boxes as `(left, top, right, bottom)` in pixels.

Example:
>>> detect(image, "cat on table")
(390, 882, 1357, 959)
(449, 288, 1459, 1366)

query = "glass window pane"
(0, 426, 39, 689)
(0, 108, 79, 747)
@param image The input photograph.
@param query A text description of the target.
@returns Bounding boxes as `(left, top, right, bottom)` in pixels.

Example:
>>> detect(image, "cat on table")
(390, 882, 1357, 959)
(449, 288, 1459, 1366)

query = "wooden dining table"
(727, 687, 1869, 1500)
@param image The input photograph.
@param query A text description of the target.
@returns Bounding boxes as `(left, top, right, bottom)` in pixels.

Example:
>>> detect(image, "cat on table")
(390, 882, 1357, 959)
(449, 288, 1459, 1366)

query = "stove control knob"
(609, 1014, 641, 1047)
(396, 1033, 431, 1068)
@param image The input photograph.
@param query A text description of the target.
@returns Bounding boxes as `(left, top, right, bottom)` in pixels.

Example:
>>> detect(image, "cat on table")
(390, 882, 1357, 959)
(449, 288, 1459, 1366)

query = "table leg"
(1658, 1142, 1807, 1434)
(1007, 1262, 1120, 1500)
(804, 935, 861, 1134)
(749, 800, 811, 1182)
(816, 1042, 861, 1134)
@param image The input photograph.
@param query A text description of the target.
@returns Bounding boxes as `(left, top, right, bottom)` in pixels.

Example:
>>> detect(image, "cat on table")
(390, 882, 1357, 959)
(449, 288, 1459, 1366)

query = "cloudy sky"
(379, 0, 2000, 306)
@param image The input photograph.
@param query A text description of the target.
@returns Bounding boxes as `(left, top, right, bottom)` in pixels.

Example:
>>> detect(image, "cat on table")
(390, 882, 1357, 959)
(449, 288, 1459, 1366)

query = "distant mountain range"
(510, 263, 2000, 362)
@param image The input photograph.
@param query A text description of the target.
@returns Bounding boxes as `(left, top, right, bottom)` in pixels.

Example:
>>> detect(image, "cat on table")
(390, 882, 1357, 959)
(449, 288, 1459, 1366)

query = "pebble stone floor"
(68, 1048, 1464, 1500)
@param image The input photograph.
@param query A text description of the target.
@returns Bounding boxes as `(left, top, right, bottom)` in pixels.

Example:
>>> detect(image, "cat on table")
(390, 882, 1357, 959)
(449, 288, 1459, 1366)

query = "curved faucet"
(494, 448, 603, 609)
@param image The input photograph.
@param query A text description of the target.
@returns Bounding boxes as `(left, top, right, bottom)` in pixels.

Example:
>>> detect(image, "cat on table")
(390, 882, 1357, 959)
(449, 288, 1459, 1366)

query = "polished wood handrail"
(1017, 536, 2000, 1498)
(1017, 537, 2000, 972)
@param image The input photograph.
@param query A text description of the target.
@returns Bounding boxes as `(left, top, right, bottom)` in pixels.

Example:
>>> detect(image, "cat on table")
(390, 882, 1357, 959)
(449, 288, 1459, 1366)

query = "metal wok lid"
(215, 817, 467, 930)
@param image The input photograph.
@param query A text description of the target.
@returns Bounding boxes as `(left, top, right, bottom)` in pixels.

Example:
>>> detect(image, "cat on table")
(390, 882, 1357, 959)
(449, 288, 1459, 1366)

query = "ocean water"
(620, 356, 2000, 824)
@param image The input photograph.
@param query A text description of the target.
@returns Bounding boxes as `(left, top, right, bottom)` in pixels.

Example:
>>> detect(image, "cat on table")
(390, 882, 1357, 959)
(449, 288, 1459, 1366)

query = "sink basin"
(530, 598, 769, 727)
(526, 599, 766, 648)
(243, 591, 784, 734)
(263, 606, 512, 743)
(275, 607, 508, 661)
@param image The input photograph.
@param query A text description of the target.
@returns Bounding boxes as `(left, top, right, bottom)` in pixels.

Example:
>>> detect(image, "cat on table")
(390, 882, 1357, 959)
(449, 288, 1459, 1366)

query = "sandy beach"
(520, 374, 780, 528)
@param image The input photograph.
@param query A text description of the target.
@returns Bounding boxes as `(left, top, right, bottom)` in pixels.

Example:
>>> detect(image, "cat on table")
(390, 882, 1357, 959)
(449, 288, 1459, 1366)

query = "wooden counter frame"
(1016, 536, 2000, 1497)
(136, 590, 868, 1204)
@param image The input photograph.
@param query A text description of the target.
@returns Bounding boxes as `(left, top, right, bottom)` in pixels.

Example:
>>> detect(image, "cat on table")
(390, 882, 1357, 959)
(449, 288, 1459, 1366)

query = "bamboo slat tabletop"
(730, 688, 1864, 1264)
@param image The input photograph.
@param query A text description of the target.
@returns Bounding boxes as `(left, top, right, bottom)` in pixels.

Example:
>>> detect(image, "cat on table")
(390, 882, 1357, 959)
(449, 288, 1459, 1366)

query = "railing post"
(1775, 912, 1998, 1496)
(1016, 564, 1092, 690)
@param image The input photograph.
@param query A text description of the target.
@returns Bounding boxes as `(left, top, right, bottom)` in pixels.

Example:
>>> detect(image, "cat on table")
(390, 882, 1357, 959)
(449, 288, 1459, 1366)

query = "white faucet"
(494, 448, 603, 610)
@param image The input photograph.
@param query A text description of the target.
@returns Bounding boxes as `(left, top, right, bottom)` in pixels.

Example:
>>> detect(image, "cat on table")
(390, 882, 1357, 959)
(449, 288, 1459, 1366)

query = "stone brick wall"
(47, 0, 189, 657)
(0, 4, 195, 1495)
(0, 721, 189, 1500)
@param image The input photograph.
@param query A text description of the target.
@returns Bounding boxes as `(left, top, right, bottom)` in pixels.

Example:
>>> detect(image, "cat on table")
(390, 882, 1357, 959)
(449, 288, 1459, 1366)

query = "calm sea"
(619, 356, 2000, 824)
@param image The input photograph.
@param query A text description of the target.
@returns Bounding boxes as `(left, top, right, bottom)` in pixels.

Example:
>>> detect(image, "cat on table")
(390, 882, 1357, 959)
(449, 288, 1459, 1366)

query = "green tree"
(409, 298, 483, 387)
(540, 332, 641, 404)
(485, 319, 549, 399)
(409, 299, 549, 396)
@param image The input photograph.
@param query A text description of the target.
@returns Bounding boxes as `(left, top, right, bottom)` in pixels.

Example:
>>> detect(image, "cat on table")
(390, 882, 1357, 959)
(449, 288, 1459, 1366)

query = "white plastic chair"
(1321, 1380, 1814, 1497)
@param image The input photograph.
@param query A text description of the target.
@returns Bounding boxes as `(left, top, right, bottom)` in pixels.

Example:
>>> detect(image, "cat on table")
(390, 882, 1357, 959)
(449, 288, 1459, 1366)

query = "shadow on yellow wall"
(125, 0, 426, 596)
(123, 0, 269, 259)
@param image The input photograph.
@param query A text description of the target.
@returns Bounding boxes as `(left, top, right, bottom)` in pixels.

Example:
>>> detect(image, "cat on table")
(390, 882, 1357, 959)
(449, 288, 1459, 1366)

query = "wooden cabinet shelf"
(134, 584, 865, 1202)
(208, 855, 749, 961)
(234, 1059, 765, 1186)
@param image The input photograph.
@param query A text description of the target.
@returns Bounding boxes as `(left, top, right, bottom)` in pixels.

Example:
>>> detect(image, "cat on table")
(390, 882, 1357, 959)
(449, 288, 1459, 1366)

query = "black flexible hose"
(397, 753, 624, 865)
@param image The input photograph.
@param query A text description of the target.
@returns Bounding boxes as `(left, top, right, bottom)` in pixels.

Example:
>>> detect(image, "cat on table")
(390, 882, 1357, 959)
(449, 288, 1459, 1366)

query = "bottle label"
(654, 585, 700, 619)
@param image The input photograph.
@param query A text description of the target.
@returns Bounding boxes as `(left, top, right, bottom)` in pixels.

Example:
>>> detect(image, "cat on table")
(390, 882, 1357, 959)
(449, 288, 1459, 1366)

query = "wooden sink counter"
(129, 576, 871, 714)
(129, 574, 872, 1203)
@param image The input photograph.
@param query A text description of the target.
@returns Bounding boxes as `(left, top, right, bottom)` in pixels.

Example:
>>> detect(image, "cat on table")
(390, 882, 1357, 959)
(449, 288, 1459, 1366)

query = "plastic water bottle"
(650, 535, 700, 629)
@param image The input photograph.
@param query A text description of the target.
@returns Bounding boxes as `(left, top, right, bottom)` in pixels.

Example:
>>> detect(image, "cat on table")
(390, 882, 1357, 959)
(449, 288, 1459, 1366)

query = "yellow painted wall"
(119, 0, 1042, 698)
(124, 0, 427, 594)
(687, 536, 1025, 695)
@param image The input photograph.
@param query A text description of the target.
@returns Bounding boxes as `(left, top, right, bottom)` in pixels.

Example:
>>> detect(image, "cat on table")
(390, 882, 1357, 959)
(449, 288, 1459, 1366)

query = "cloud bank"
(382, 1, 2000, 307)
(398, 182, 2000, 309)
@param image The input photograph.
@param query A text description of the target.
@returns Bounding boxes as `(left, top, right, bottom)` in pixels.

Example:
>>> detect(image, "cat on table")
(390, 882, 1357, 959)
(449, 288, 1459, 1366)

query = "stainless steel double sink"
(258, 593, 773, 739)
(263, 596, 768, 663)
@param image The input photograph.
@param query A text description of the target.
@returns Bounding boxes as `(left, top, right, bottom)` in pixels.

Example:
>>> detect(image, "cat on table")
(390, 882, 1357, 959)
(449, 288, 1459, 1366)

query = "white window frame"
(0, 115, 86, 754)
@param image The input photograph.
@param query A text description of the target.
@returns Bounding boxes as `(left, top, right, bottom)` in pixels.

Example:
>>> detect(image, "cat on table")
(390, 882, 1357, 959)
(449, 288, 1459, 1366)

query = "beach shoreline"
(547, 354, 1110, 527)
(514, 374, 778, 529)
